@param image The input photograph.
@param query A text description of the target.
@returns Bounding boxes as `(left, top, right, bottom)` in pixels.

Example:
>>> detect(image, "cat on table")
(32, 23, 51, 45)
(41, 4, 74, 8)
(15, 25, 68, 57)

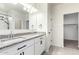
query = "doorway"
(64, 12, 78, 49)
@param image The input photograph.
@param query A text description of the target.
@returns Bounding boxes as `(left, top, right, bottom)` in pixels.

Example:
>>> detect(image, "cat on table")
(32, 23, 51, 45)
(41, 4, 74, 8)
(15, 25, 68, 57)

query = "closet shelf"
(64, 24, 78, 25)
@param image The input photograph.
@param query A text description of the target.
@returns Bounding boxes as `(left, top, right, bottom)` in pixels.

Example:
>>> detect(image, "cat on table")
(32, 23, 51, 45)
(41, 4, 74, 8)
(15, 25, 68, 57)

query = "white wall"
(51, 4, 79, 47)
(46, 4, 53, 51)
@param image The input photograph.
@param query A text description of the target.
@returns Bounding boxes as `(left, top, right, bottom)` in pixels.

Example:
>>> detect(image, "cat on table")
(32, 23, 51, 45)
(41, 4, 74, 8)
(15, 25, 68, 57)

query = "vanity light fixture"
(12, 2, 38, 13)
(21, 3, 38, 13)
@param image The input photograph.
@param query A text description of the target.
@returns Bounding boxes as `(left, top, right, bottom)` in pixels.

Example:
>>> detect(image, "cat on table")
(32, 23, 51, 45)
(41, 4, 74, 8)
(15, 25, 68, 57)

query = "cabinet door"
(35, 41, 41, 55)
(35, 36, 46, 55)
(40, 36, 46, 53)
(23, 45, 34, 55)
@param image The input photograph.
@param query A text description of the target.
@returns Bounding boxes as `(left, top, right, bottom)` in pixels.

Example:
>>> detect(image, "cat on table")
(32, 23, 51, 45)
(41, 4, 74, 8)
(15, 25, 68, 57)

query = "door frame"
(63, 12, 79, 48)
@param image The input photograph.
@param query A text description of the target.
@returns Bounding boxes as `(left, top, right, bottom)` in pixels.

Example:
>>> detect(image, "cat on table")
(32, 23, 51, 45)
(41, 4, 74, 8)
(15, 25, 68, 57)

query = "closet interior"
(64, 13, 78, 48)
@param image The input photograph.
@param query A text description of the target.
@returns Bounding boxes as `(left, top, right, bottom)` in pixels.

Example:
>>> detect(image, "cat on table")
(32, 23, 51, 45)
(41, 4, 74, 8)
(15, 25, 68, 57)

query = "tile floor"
(44, 40, 79, 55)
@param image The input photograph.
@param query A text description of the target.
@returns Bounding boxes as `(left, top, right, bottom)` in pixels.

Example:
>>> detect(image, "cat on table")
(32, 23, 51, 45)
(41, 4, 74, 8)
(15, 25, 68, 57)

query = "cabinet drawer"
(0, 39, 34, 55)
(0, 46, 20, 55)
(16, 45, 34, 55)
(17, 39, 34, 51)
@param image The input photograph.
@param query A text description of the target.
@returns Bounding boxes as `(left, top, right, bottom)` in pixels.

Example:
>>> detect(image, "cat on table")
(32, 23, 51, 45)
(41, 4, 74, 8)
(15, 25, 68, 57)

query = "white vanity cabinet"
(35, 35, 46, 55)
(0, 34, 46, 55)
(0, 38, 34, 55)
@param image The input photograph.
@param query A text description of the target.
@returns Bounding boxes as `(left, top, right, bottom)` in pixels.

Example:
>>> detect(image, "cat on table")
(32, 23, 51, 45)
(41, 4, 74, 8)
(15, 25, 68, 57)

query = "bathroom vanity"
(0, 3, 47, 55)
(0, 30, 46, 55)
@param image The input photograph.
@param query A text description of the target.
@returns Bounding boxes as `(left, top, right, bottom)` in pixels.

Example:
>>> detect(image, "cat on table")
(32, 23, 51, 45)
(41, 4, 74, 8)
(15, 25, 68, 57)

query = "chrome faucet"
(0, 15, 9, 29)
(8, 31, 13, 40)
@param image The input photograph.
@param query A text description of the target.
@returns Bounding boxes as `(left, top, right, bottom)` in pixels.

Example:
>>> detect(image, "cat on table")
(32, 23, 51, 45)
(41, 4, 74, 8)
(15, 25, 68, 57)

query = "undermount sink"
(0, 38, 11, 42)
(0, 32, 39, 43)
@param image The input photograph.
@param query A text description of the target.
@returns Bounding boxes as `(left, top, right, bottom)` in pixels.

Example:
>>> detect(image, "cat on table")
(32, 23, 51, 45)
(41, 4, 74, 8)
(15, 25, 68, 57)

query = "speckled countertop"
(0, 32, 46, 49)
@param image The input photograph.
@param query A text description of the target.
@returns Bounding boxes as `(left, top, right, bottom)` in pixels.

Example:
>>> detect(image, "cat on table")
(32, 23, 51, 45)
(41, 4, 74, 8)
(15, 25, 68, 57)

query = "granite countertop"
(0, 32, 46, 49)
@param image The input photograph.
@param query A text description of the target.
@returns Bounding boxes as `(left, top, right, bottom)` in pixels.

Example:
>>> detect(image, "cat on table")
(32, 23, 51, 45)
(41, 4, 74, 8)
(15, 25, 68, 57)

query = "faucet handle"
(11, 31, 14, 39)
(8, 33, 11, 39)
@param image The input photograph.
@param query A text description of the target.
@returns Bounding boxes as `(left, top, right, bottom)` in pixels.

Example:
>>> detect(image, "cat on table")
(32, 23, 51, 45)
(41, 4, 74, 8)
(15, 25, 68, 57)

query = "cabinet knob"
(22, 52, 24, 55)
(20, 53, 22, 55)
(40, 41, 42, 45)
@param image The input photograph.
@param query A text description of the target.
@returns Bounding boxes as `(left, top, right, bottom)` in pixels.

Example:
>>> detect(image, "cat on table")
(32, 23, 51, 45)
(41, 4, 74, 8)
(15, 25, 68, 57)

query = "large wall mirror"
(0, 3, 29, 30)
